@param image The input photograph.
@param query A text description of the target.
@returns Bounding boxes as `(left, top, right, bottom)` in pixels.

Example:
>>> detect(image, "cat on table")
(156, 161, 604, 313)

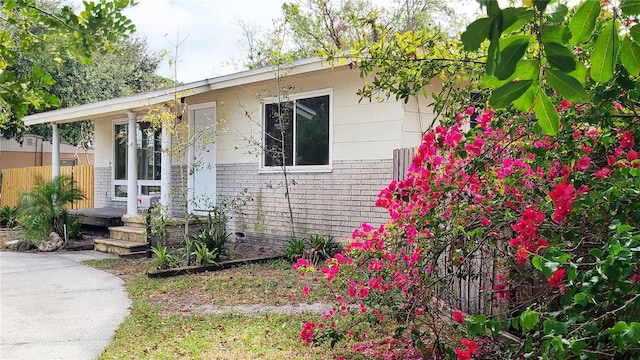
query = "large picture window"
(263, 91, 331, 169)
(113, 122, 161, 198)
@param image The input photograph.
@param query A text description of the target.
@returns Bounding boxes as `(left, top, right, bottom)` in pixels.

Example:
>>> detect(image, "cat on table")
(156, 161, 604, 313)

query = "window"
(113, 122, 161, 199)
(263, 91, 331, 169)
(469, 90, 486, 129)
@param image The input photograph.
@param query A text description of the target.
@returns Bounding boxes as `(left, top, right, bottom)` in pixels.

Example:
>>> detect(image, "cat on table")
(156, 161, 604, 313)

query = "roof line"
(23, 57, 341, 126)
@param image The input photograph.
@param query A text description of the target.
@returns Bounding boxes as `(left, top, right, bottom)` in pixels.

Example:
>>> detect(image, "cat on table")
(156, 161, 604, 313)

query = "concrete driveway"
(0, 251, 131, 360)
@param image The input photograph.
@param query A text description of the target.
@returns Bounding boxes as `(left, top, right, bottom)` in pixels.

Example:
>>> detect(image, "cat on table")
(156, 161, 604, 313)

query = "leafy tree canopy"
(239, 0, 463, 69)
(0, 0, 139, 141)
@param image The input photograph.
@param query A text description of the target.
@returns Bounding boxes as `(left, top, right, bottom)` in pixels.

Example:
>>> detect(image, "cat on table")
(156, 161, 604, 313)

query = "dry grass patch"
(85, 258, 338, 359)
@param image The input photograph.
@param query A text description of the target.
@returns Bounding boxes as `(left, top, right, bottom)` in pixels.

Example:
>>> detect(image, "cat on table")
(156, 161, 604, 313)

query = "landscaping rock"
(4, 240, 19, 250)
(6, 239, 36, 251)
(38, 232, 63, 252)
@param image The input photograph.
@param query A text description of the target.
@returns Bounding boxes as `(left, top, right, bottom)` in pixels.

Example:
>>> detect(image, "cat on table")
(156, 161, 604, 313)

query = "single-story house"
(22, 57, 442, 251)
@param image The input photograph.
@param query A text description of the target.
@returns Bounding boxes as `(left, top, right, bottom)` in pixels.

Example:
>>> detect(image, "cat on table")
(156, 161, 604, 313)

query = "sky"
(121, 0, 484, 83)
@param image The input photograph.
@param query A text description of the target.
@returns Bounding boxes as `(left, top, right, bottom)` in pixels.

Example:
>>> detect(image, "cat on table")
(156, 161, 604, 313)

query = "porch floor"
(70, 207, 126, 227)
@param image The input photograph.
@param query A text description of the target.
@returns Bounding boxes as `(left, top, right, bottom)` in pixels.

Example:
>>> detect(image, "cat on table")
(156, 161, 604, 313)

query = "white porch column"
(160, 108, 172, 217)
(51, 123, 60, 178)
(126, 111, 138, 216)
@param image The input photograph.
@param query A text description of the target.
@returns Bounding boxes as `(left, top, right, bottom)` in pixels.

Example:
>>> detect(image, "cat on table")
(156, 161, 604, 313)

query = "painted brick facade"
(216, 160, 393, 246)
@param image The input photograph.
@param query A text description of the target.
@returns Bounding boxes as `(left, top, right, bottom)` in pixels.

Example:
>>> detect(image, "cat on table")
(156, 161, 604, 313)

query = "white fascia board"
(23, 81, 211, 126)
(207, 57, 346, 90)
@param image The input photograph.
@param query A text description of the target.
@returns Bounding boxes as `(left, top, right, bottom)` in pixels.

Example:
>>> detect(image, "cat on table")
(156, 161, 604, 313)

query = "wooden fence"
(393, 147, 507, 316)
(0, 165, 94, 209)
(392, 147, 416, 180)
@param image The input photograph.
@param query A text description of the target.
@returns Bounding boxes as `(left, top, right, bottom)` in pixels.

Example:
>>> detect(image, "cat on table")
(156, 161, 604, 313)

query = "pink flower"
(461, 338, 478, 354)
(303, 286, 310, 297)
(452, 310, 465, 324)
(575, 156, 591, 171)
(621, 130, 635, 149)
(481, 217, 491, 226)
(292, 258, 311, 270)
(548, 269, 566, 287)
(549, 182, 576, 223)
(465, 106, 475, 116)
(301, 322, 315, 344)
(595, 167, 611, 179)
(455, 348, 471, 360)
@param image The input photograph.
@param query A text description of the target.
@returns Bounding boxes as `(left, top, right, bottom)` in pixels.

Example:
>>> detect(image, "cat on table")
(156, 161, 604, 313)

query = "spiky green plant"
(18, 175, 85, 240)
(0, 205, 17, 228)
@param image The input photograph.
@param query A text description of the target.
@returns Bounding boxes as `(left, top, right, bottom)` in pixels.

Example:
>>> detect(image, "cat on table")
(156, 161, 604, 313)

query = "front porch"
(70, 207, 125, 227)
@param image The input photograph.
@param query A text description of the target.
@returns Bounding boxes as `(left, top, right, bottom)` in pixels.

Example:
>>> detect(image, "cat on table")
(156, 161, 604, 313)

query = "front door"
(189, 102, 216, 213)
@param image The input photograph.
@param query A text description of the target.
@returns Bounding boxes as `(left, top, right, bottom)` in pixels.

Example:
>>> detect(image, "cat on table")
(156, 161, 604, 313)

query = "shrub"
(307, 234, 341, 266)
(151, 242, 178, 269)
(18, 175, 84, 240)
(285, 236, 306, 262)
(191, 213, 229, 261)
(0, 206, 17, 228)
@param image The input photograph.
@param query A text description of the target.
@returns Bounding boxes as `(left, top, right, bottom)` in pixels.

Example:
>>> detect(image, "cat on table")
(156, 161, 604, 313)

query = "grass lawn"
(85, 258, 341, 359)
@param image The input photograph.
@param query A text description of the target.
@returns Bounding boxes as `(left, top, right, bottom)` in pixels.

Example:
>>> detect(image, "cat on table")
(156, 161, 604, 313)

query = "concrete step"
(108, 225, 147, 243)
(94, 238, 147, 256)
(122, 214, 146, 228)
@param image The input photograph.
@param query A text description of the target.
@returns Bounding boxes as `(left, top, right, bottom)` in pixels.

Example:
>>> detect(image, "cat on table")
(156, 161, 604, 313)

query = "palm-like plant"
(18, 175, 85, 240)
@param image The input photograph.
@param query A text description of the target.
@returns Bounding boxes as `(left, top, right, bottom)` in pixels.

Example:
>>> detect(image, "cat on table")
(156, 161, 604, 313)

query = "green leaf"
(496, 36, 530, 79)
(532, 255, 543, 272)
(534, 0, 551, 12)
(606, 321, 630, 334)
(486, 16, 503, 75)
(462, 18, 492, 51)
(570, 341, 588, 355)
(591, 20, 620, 82)
(545, 3, 568, 24)
(520, 309, 540, 332)
(621, 0, 640, 16)
(630, 24, 640, 44)
(503, 8, 534, 34)
(545, 42, 577, 72)
(569, 0, 600, 46)
(544, 319, 568, 336)
(513, 80, 538, 112)
(546, 68, 588, 102)
(568, 61, 588, 83)
(616, 224, 633, 233)
(621, 37, 640, 76)
(481, 60, 537, 88)
(573, 292, 595, 306)
(534, 89, 560, 135)
(489, 80, 533, 108)
(542, 25, 571, 45)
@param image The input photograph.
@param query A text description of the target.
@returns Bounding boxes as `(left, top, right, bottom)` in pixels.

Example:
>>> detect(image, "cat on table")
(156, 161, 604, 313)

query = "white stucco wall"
(209, 65, 424, 165)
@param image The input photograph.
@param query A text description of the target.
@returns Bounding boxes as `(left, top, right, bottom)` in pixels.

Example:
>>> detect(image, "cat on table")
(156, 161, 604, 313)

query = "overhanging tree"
(0, 0, 137, 139)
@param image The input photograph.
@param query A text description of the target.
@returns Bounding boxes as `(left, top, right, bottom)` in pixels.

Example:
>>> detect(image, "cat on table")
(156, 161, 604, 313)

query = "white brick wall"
(217, 160, 392, 246)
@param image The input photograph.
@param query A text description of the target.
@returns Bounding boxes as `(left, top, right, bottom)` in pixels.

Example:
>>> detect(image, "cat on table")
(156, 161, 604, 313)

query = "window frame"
(259, 88, 333, 173)
(111, 119, 162, 201)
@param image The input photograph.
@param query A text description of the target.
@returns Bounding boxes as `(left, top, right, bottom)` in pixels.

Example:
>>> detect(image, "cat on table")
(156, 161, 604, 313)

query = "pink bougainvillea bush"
(296, 104, 640, 359)
(293, 1, 640, 359)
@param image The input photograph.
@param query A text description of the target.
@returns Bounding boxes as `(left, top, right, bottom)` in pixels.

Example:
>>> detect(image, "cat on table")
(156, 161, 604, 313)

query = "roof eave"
(23, 82, 211, 126)
(23, 57, 349, 126)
